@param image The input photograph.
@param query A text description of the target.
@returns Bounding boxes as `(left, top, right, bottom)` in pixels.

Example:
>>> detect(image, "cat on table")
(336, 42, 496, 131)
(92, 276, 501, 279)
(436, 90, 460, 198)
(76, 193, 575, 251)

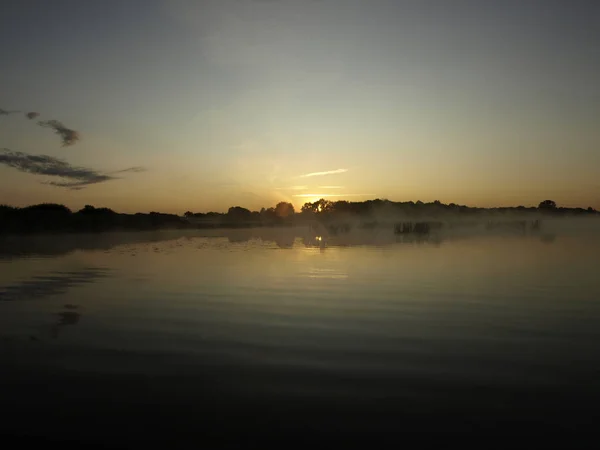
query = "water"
(1, 226, 599, 444)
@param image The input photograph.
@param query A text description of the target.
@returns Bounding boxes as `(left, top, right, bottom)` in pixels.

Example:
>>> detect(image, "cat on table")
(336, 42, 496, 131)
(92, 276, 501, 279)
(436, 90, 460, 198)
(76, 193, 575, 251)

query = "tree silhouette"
(301, 199, 334, 214)
(275, 202, 295, 218)
(260, 207, 277, 221)
(227, 206, 253, 221)
(538, 200, 557, 210)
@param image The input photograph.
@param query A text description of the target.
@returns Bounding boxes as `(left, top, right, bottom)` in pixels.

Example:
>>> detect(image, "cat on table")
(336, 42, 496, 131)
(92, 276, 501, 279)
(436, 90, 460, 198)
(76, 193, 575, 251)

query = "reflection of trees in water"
(0, 232, 176, 260)
(0, 224, 561, 262)
(26, 305, 82, 341)
(0, 229, 305, 258)
(302, 233, 441, 249)
(395, 234, 443, 246)
(540, 234, 557, 244)
(302, 236, 326, 248)
(273, 235, 295, 249)
(226, 229, 254, 244)
(226, 229, 297, 248)
(301, 229, 555, 249)
(51, 309, 81, 339)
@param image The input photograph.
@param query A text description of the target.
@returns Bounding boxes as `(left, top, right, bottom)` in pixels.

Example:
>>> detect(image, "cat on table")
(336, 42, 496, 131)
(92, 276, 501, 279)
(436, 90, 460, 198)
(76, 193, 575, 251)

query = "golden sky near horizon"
(1, 0, 599, 213)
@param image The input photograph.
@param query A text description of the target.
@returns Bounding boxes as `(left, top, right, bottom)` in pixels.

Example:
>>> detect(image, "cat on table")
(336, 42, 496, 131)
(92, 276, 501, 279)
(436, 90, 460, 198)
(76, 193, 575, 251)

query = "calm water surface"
(1, 227, 599, 443)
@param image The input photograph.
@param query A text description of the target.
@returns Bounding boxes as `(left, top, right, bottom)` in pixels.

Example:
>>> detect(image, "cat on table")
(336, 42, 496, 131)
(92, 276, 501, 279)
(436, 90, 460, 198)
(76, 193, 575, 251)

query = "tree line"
(187, 199, 597, 220)
(0, 199, 597, 235)
(0, 204, 187, 234)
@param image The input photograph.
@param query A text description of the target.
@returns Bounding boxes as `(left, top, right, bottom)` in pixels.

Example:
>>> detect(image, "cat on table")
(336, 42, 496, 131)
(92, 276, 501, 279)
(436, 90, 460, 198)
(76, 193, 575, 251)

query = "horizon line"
(2, 198, 598, 216)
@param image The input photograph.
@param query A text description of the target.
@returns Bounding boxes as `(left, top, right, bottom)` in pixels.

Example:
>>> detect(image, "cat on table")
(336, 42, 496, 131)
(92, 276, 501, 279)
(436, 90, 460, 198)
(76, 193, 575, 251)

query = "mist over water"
(1, 223, 599, 443)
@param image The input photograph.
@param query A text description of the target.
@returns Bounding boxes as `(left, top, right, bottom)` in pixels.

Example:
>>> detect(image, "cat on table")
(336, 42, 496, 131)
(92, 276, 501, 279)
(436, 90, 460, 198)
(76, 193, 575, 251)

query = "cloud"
(275, 185, 308, 190)
(318, 185, 344, 189)
(37, 120, 80, 146)
(0, 149, 115, 189)
(112, 166, 146, 174)
(44, 179, 112, 189)
(0, 108, 20, 116)
(2, 109, 78, 145)
(298, 168, 348, 178)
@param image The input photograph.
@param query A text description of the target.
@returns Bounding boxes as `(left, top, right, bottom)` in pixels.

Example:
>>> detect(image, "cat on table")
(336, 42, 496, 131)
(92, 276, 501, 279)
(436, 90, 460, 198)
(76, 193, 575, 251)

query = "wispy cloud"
(44, 178, 113, 189)
(3, 108, 81, 146)
(293, 193, 374, 198)
(112, 166, 146, 174)
(298, 168, 348, 178)
(275, 185, 308, 190)
(0, 149, 142, 190)
(37, 120, 80, 147)
(0, 108, 20, 116)
(318, 185, 344, 189)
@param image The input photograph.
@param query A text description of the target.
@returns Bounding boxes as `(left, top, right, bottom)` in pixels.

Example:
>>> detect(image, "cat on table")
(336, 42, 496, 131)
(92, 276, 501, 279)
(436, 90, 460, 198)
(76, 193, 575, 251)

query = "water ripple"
(0, 267, 111, 302)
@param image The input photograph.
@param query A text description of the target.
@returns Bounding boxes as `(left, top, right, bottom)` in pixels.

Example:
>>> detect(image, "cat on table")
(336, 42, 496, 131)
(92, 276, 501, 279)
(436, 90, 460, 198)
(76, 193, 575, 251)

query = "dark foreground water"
(1, 225, 599, 446)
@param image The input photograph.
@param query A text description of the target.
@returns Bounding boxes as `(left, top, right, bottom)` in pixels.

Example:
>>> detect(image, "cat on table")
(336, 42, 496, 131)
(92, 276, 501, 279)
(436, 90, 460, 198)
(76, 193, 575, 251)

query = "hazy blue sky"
(1, 0, 599, 212)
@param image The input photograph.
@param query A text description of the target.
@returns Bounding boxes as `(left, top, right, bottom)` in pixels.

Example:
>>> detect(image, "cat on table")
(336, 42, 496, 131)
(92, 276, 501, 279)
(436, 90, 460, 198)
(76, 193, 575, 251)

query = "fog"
(0, 216, 598, 260)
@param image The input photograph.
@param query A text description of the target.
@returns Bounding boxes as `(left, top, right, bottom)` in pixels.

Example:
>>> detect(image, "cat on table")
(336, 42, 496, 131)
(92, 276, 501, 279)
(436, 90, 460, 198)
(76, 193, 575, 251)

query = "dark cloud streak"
(0, 149, 115, 189)
(0, 108, 21, 116)
(112, 166, 146, 174)
(3, 107, 80, 146)
(37, 120, 80, 146)
(2, 107, 143, 189)
(45, 179, 112, 189)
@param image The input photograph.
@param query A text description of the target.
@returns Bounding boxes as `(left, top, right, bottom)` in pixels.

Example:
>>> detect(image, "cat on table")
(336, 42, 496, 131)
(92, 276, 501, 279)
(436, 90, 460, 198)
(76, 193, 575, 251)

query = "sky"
(1, 0, 599, 213)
